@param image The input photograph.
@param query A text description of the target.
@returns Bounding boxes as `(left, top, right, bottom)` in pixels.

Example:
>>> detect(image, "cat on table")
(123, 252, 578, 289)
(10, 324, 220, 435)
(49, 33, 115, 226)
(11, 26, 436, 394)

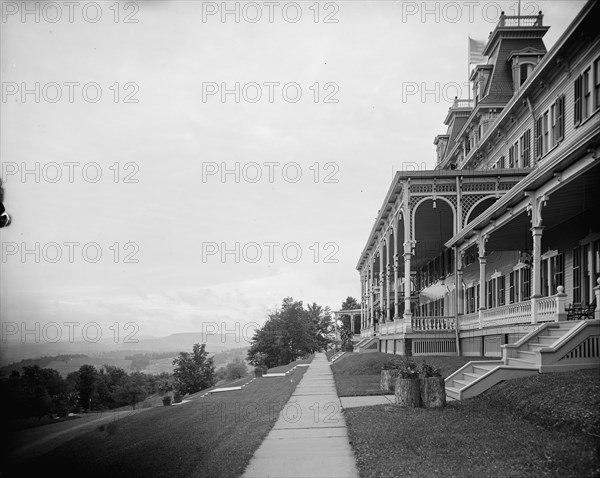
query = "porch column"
(531, 226, 544, 324)
(393, 214, 400, 320)
(455, 248, 464, 315)
(369, 264, 374, 328)
(360, 274, 365, 332)
(379, 243, 385, 319)
(595, 278, 600, 320)
(403, 241, 413, 319)
(393, 255, 399, 319)
(386, 238, 392, 321)
(478, 235, 487, 329)
(350, 314, 355, 334)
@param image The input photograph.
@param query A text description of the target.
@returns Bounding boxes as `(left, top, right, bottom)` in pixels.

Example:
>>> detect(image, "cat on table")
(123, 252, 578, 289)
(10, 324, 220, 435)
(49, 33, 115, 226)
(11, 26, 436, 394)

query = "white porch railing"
(412, 316, 455, 331)
(370, 289, 570, 337)
(459, 312, 479, 329)
(535, 296, 557, 322)
(482, 300, 532, 327)
(378, 319, 402, 335)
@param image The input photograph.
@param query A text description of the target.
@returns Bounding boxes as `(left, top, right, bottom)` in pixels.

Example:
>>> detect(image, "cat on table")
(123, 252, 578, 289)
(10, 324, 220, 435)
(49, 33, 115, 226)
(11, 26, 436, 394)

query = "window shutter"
(574, 76, 582, 125)
(524, 129, 531, 167)
(557, 95, 565, 141)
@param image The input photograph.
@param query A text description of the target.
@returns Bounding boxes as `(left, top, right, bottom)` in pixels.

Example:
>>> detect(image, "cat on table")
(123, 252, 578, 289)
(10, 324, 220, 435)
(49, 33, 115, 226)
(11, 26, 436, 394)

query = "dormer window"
(520, 63, 534, 86)
(509, 49, 545, 93)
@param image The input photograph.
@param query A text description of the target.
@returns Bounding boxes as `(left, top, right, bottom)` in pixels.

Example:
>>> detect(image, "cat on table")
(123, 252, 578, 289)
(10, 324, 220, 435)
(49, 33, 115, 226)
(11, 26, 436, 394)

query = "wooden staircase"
(353, 336, 379, 353)
(330, 351, 346, 363)
(446, 319, 600, 400)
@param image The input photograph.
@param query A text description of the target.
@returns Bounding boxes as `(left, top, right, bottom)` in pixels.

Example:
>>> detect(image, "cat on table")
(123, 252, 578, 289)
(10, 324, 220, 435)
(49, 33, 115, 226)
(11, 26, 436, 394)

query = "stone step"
(462, 372, 481, 381)
(452, 379, 470, 388)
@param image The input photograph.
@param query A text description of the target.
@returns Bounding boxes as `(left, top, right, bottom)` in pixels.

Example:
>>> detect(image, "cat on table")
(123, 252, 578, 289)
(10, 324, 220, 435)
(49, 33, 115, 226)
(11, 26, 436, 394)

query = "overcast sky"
(0, 1, 586, 351)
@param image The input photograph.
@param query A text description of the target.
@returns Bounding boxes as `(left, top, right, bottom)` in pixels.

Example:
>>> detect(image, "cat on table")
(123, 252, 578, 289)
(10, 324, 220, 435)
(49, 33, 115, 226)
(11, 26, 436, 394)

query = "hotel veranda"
(351, 0, 600, 399)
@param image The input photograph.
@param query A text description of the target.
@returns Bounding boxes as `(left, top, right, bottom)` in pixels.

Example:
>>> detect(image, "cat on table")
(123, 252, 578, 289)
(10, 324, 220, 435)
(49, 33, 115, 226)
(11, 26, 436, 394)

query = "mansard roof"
(479, 38, 547, 105)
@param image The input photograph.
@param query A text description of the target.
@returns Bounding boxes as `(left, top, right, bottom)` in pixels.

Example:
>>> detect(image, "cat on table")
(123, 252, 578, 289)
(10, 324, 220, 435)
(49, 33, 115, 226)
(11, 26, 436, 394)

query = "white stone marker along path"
(243, 353, 359, 478)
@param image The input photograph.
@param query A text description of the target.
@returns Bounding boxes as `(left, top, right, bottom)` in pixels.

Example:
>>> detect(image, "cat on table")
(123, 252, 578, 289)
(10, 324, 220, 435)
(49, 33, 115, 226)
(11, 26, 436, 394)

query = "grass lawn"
(332, 352, 497, 396)
(343, 368, 600, 478)
(2, 362, 308, 478)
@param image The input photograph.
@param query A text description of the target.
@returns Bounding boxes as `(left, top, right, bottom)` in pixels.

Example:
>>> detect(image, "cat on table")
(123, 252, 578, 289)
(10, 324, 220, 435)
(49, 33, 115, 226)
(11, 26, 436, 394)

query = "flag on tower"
(468, 36, 487, 65)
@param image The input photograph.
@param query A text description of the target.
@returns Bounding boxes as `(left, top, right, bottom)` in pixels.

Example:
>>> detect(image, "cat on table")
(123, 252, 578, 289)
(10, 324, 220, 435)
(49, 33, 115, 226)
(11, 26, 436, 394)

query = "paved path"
(340, 394, 395, 408)
(243, 353, 359, 478)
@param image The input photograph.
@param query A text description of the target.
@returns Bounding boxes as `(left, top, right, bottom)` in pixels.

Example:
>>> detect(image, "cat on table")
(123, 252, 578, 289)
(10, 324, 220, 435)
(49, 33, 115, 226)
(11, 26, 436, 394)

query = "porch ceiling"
(485, 162, 600, 251)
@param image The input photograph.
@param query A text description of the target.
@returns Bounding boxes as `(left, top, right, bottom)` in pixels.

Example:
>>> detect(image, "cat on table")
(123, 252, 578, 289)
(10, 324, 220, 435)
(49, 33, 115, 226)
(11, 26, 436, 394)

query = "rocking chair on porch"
(565, 302, 596, 321)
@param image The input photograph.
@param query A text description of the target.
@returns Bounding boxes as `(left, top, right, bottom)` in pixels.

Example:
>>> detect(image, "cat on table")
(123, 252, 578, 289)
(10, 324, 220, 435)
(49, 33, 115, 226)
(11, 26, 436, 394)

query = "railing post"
(594, 278, 600, 320)
(531, 297, 538, 324)
(555, 285, 567, 322)
(403, 315, 413, 334)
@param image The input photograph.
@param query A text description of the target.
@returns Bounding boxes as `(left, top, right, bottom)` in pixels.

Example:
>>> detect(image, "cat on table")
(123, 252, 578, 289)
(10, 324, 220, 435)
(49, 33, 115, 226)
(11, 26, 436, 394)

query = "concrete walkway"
(243, 353, 359, 478)
(340, 394, 395, 408)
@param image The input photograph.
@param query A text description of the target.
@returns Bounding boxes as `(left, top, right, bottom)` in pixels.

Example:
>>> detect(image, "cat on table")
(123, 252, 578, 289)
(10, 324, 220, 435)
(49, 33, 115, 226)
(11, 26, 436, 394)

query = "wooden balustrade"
(411, 316, 455, 331)
(536, 296, 557, 322)
(482, 300, 532, 326)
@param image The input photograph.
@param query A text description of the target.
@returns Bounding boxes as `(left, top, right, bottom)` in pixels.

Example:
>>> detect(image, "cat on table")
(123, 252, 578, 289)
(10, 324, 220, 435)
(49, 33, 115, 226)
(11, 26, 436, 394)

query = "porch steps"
(446, 320, 599, 401)
(354, 337, 379, 353)
(331, 352, 348, 363)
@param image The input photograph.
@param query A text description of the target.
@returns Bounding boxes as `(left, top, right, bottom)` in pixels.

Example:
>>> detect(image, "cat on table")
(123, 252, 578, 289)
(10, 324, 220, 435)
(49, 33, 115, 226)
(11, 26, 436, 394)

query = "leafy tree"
(74, 364, 99, 411)
(248, 298, 332, 368)
(18, 366, 68, 420)
(112, 372, 149, 409)
(155, 372, 175, 395)
(96, 365, 128, 409)
(339, 297, 360, 351)
(306, 302, 334, 351)
(172, 343, 216, 395)
(224, 357, 248, 381)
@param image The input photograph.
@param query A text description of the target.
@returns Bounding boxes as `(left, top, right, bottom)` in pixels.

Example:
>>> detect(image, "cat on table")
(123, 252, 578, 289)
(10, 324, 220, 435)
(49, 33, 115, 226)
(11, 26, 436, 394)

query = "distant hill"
(1, 330, 251, 365)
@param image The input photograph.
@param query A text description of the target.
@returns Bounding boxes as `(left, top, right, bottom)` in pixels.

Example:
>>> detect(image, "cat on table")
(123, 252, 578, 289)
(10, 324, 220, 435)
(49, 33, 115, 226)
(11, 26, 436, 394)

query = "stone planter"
(420, 377, 446, 408)
(380, 369, 399, 392)
(255, 367, 266, 378)
(394, 378, 421, 408)
(162, 396, 172, 406)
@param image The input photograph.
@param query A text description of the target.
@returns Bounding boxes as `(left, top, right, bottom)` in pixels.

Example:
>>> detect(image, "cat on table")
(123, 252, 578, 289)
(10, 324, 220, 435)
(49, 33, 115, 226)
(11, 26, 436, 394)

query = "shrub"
(381, 357, 441, 379)
(381, 357, 420, 379)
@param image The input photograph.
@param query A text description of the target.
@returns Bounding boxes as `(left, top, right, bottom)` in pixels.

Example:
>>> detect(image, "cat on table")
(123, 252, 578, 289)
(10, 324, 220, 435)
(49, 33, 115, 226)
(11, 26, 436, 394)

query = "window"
(550, 253, 565, 295)
(509, 271, 516, 304)
(583, 68, 591, 119)
(575, 75, 583, 125)
(521, 267, 531, 300)
(519, 63, 534, 86)
(573, 246, 581, 304)
(543, 112, 549, 152)
(551, 95, 565, 146)
(498, 275, 506, 306)
(520, 129, 531, 167)
(508, 142, 518, 168)
(595, 57, 600, 110)
(499, 155, 506, 168)
(541, 258, 548, 296)
(487, 275, 506, 308)
(535, 116, 543, 159)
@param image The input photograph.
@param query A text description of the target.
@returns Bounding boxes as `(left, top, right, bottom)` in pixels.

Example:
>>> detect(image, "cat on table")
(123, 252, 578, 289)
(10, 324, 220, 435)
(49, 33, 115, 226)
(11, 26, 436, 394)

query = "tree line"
(0, 343, 217, 422)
